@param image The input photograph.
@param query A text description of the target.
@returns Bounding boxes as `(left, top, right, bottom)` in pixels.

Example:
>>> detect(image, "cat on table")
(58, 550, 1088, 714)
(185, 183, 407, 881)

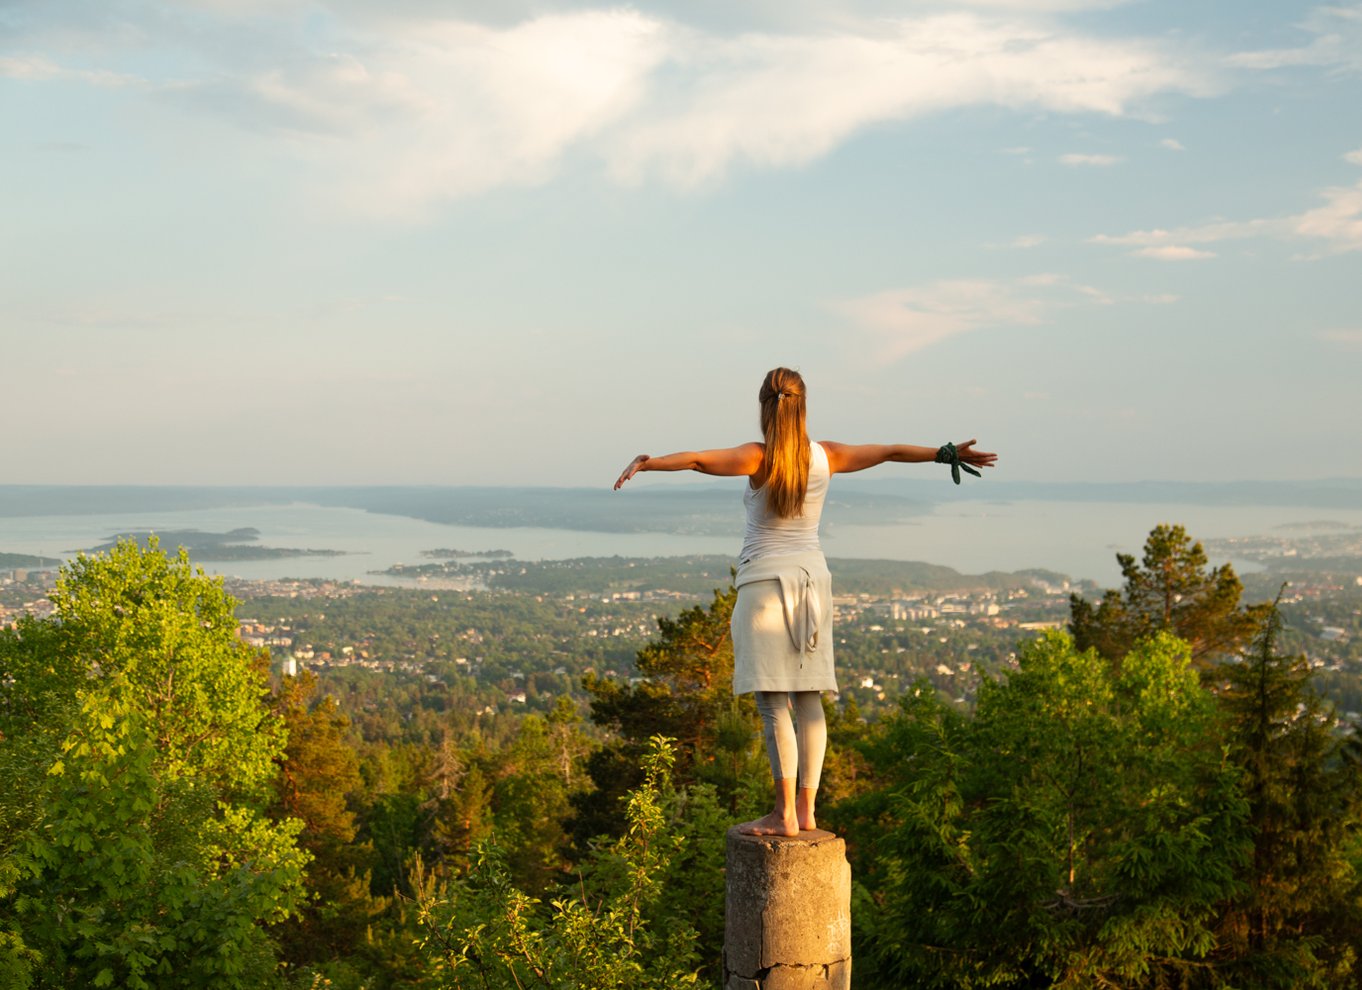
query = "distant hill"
(0, 484, 928, 536)
(834, 476, 1362, 509)
(80, 528, 347, 561)
(0, 552, 61, 570)
(377, 553, 1080, 597)
(3, 478, 1360, 533)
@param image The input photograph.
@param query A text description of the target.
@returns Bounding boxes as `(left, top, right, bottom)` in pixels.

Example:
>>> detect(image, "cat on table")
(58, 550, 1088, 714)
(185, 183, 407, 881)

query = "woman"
(614, 367, 996, 836)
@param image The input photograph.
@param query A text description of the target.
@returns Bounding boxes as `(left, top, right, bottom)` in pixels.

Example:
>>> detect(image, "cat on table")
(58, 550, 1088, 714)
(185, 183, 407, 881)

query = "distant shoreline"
(4, 491, 1361, 588)
(3, 478, 1362, 529)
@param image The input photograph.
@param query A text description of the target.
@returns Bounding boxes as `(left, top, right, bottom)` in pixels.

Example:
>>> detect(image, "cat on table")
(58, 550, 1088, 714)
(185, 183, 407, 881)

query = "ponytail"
(758, 368, 810, 518)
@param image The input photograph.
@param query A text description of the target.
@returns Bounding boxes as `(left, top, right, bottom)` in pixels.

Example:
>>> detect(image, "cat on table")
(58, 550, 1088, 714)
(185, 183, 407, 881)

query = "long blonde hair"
(758, 367, 810, 518)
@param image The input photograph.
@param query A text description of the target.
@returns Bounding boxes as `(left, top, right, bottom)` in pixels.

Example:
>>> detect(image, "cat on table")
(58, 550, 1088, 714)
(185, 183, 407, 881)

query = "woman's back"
(739, 441, 829, 563)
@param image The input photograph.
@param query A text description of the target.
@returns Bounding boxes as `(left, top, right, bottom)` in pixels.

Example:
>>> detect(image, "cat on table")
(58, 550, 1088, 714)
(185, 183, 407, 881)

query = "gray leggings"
(754, 691, 827, 791)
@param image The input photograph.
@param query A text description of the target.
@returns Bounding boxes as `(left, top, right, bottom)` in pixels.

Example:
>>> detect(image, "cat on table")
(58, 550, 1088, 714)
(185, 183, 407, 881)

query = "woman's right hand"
(614, 455, 648, 490)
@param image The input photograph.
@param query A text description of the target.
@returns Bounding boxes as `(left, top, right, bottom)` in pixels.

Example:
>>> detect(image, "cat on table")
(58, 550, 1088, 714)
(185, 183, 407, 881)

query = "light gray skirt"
(731, 556, 837, 695)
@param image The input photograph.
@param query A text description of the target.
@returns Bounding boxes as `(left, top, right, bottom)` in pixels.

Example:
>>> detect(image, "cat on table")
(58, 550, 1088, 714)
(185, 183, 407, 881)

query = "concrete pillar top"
(726, 827, 839, 846)
(724, 825, 851, 989)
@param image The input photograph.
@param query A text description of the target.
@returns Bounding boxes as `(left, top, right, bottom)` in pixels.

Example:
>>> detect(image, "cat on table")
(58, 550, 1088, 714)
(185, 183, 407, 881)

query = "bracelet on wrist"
(935, 442, 981, 485)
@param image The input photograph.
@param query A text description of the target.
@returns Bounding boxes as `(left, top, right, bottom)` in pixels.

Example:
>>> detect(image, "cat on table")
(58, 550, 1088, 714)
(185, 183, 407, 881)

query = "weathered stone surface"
(763, 963, 826, 990)
(725, 977, 760, 990)
(724, 826, 851, 983)
(825, 957, 851, 990)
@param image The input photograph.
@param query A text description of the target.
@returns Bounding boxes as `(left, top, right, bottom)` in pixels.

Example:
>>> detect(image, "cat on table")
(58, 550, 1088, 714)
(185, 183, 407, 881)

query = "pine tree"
(269, 671, 387, 975)
(1212, 604, 1362, 987)
(1070, 523, 1266, 667)
(574, 585, 762, 848)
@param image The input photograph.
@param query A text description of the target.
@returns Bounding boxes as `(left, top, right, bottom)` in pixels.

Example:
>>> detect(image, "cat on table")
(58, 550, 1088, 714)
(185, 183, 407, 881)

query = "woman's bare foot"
(796, 789, 817, 832)
(737, 811, 798, 837)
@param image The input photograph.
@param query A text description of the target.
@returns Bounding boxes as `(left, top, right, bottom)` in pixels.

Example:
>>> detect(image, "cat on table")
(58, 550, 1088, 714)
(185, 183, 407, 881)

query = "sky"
(2, 0, 1360, 487)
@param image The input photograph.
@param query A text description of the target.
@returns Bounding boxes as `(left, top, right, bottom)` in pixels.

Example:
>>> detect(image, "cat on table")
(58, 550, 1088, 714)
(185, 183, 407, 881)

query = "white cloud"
(833, 274, 1113, 359)
(610, 16, 1206, 188)
(835, 279, 1047, 358)
(1092, 178, 1362, 256)
(1161, 137, 1185, 151)
(984, 233, 1045, 250)
(1, 5, 1217, 215)
(326, 0, 1150, 34)
(248, 11, 670, 215)
(1228, 4, 1362, 73)
(0, 54, 140, 87)
(1292, 181, 1362, 251)
(1346, 148, 1362, 165)
(0, 55, 61, 80)
(1133, 245, 1215, 260)
(1059, 152, 1122, 166)
(1091, 219, 1278, 247)
(950, 0, 1129, 8)
(1318, 329, 1362, 349)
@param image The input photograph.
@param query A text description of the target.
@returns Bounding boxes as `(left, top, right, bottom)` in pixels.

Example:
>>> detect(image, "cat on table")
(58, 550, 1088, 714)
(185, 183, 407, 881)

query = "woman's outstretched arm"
(822, 439, 997, 476)
(614, 443, 764, 490)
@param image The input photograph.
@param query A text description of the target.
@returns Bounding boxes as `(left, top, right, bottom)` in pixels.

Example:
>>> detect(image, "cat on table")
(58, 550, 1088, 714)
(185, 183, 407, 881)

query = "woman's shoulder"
(813, 440, 846, 476)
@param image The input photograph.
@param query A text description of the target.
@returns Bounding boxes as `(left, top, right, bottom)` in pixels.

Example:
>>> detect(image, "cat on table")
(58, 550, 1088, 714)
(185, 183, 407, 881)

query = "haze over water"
(7, 498, 1361, 588)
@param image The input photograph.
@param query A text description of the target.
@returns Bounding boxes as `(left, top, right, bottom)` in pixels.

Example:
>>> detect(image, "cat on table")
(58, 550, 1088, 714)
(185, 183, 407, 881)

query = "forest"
(1, 525, 1361, 988)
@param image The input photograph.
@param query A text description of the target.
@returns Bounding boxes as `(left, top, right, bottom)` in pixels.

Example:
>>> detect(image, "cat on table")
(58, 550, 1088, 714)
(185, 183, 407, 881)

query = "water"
(0, 503, 737, 587)
(5, 499, 1362, 587)
(822, 501, 1362, 584)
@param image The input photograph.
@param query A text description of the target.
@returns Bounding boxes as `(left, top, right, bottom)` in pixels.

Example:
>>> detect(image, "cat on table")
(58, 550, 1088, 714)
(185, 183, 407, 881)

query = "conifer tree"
(429, 764, 495, 874)
(1212, 604, 1362, 987)
(1070, 523, 1266, 667)
(575, 585, 762, 846)
(269, 671, 386, 978)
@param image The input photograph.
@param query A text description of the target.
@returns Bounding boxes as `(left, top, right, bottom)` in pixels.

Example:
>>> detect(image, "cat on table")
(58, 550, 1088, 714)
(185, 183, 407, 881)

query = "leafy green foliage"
(0, 540, 308, 989)
(1070, 524, 1266, 666)
(6, 522, 1356, 988)
(586, 585, 740, 771)
(417, 736, 701, 990)
(576, 585, 763, 845)
(855, 632, 1248, 988)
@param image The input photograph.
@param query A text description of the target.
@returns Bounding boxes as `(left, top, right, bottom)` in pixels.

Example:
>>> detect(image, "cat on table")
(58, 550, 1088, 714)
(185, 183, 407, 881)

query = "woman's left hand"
(955, 440, 998, 469)
(614, 455, 648, 490)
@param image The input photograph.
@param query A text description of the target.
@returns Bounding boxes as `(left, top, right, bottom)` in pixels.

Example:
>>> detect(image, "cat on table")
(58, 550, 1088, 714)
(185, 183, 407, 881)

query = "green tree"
(485, 708, 592, 890)
(576, 585, 761, 844)
(856, 632, 1248, 988)
(269, 671, 387, 982)
(417, 737, 701, 990)
(0, 540, 307, 989)
(429, 763, 495, 876)
(584, 586, 740, 774)
(1070, 524, 1266, 667)
(1211, 605, 1362, 987)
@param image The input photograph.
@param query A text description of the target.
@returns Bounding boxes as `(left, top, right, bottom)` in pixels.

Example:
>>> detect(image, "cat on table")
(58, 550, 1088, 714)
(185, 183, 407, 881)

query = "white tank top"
(738, 442, 830, 563)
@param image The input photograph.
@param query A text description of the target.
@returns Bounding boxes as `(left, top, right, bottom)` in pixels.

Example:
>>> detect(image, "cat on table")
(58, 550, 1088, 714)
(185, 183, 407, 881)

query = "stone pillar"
(723, 827, 851, 990)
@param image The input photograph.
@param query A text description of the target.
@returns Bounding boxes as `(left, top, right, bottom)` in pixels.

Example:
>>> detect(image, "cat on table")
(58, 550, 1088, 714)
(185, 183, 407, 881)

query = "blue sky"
(3, 0, 1359, 486)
